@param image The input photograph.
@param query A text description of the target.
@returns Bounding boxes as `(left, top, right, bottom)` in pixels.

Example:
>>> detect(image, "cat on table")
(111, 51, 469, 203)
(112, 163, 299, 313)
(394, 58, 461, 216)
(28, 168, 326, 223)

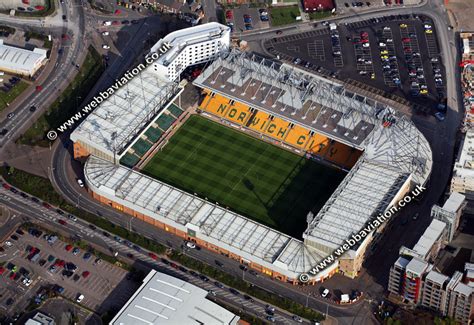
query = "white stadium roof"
(77, 36, 433, 280)
(0, 39, 47, 76)
(110, 270, 239, 325)
(70, 66, 180, 159)
(84, 155, 331, 277)
(194, 49, 433, 256)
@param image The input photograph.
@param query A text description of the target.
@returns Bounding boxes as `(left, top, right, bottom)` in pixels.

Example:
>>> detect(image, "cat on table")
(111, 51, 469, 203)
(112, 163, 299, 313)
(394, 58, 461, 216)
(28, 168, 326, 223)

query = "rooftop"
(425, 270, 449, 286)
(395, 256, 410, 269)
(412, 219, 446, 259)
(151, 22, 230, 68)
(442, 192, 465, 213)
(304, 159, 409, 250)
(70, 66, 180, 159)
(84, 156, 332, 277)
(0, 39, 47, 75)
(110, 270, 239, 325)
(406, 257, 429, 276)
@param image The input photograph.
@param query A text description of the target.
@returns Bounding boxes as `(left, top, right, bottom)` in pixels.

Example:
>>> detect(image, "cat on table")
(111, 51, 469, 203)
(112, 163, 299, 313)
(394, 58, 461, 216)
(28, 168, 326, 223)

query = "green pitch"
(142, 115, 346, 238)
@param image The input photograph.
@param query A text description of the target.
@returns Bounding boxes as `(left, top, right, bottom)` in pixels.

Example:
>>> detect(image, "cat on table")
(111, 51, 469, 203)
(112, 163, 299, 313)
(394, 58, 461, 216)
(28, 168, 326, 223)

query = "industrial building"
(109, 270, 240, 325)
(0, 40, 47, 77)
(71, 23, 433, 284)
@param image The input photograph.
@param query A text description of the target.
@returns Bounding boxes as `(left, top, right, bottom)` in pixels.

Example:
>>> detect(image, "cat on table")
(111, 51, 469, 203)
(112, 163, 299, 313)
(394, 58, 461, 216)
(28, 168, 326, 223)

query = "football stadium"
(70, 23, 433, 284)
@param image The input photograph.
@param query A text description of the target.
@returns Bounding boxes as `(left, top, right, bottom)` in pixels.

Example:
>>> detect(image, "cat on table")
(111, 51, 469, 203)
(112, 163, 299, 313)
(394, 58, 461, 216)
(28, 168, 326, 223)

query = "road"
(0, 0, 86, 149)
(0, 183, 322, 325)
(0, 0, 462, 323)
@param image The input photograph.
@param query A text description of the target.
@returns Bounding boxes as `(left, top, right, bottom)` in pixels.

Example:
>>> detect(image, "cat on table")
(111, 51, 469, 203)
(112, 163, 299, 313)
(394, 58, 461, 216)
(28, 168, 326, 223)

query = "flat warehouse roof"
(110, 270, 239, 325)
(0, 39, 47, 75)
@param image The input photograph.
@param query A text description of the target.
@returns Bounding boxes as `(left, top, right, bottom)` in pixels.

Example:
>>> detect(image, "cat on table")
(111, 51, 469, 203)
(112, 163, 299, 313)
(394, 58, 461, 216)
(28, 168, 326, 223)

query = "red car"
(65, 244, 73, 252)
(0, 267, 5, 275)
(112, 20, 120, 25)
(35, 85, 43, 92)
(148, 252, 158, 260)
(9, 272, 15, 280)
(402, 38, 410, 43)
(360, 39, 369, 43)
(58, 219, 67, 226)
(42, 202, 51, 209)
(2, 183, 10, 190)
(55, 259, 65, 267)
(82, 271, 90, 278)
(360, 31, 368, 37)
(225, 10, 233, 19)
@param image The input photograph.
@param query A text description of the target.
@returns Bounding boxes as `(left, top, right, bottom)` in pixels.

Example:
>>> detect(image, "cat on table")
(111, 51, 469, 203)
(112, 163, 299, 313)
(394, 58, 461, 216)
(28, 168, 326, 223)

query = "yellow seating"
(200, 94, 230, 117)
(306, 133, 330, 156)
(225, 102, 251, 125)
(284, 125, 311, 149)
(263, 117, 291, 140)
(326, 141, 353, 166)
(247, 110, 270, 132)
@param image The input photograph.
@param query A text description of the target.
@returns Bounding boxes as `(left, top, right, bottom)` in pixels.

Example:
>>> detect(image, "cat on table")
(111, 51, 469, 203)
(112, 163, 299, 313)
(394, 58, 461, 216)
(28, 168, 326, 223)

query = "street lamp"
(305, 292, 311, 308)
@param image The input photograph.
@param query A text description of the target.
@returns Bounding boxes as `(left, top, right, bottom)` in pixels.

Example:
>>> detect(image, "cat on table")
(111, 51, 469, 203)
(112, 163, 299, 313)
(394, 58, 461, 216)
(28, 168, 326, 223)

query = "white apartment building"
(421, 270, 449, 313)
(431, 192, 466, 241)
(446, 271, 473, 324)
(150, 22, 231, 82)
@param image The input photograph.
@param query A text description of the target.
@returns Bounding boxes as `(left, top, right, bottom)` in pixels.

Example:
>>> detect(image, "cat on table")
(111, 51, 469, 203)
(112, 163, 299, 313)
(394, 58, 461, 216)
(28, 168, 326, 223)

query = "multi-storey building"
(150, 22, 231, 82)
(431, 192, 466, 241)
(421, 270, 449, 314)
(446, 271, 474, 324)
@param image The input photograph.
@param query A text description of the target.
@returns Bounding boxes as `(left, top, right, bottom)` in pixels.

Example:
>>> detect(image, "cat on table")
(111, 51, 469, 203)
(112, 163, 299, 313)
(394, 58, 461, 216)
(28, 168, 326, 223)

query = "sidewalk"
(1, 142, 52, 178)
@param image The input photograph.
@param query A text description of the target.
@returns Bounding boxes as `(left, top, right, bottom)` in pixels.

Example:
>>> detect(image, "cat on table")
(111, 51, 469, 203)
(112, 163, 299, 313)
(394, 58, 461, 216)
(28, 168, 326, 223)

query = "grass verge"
(1, 167, 166, 256)
(269, 6, 301, 26)
(308, 11, 332, 20)
(5, 0, 55, 17)
(0, 81, 29, 112)
(169, 251, 325, 321)
(2, 167, 323, 321)
(17, 46, 104, 147)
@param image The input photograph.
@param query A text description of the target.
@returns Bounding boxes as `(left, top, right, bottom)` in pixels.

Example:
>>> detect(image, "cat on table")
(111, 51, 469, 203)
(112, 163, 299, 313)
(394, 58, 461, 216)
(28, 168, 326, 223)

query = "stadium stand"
(345, 149, 363, 169)
(225, 102, 251, 125)
(284, 124, 312, 149)
(325, 140, 355, 167)
(306, 132, 330, 156)
(247, 110, 270, 132)
(131, 138, 153, 157)
(200, 94, 230, 117)
(120, 152, 141, 168)
(263, 116, 291, 140)
(144, 126, 163, 143)
(168, 103, 184, 119)
(156, 113, 177, 131)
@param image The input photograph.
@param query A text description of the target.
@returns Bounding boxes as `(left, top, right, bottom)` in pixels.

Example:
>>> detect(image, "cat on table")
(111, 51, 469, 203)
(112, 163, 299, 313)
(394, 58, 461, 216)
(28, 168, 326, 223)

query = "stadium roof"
(195, 49, 432, 256)
(70, 67, 180, 160)
(304, 158, 410, 250)
(110, 270, 239, 325)
(194, 50, 387, 148)
(0, 39, 47, 76)
(151, 22, 230, 68)
(84, 155, 332, 278)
